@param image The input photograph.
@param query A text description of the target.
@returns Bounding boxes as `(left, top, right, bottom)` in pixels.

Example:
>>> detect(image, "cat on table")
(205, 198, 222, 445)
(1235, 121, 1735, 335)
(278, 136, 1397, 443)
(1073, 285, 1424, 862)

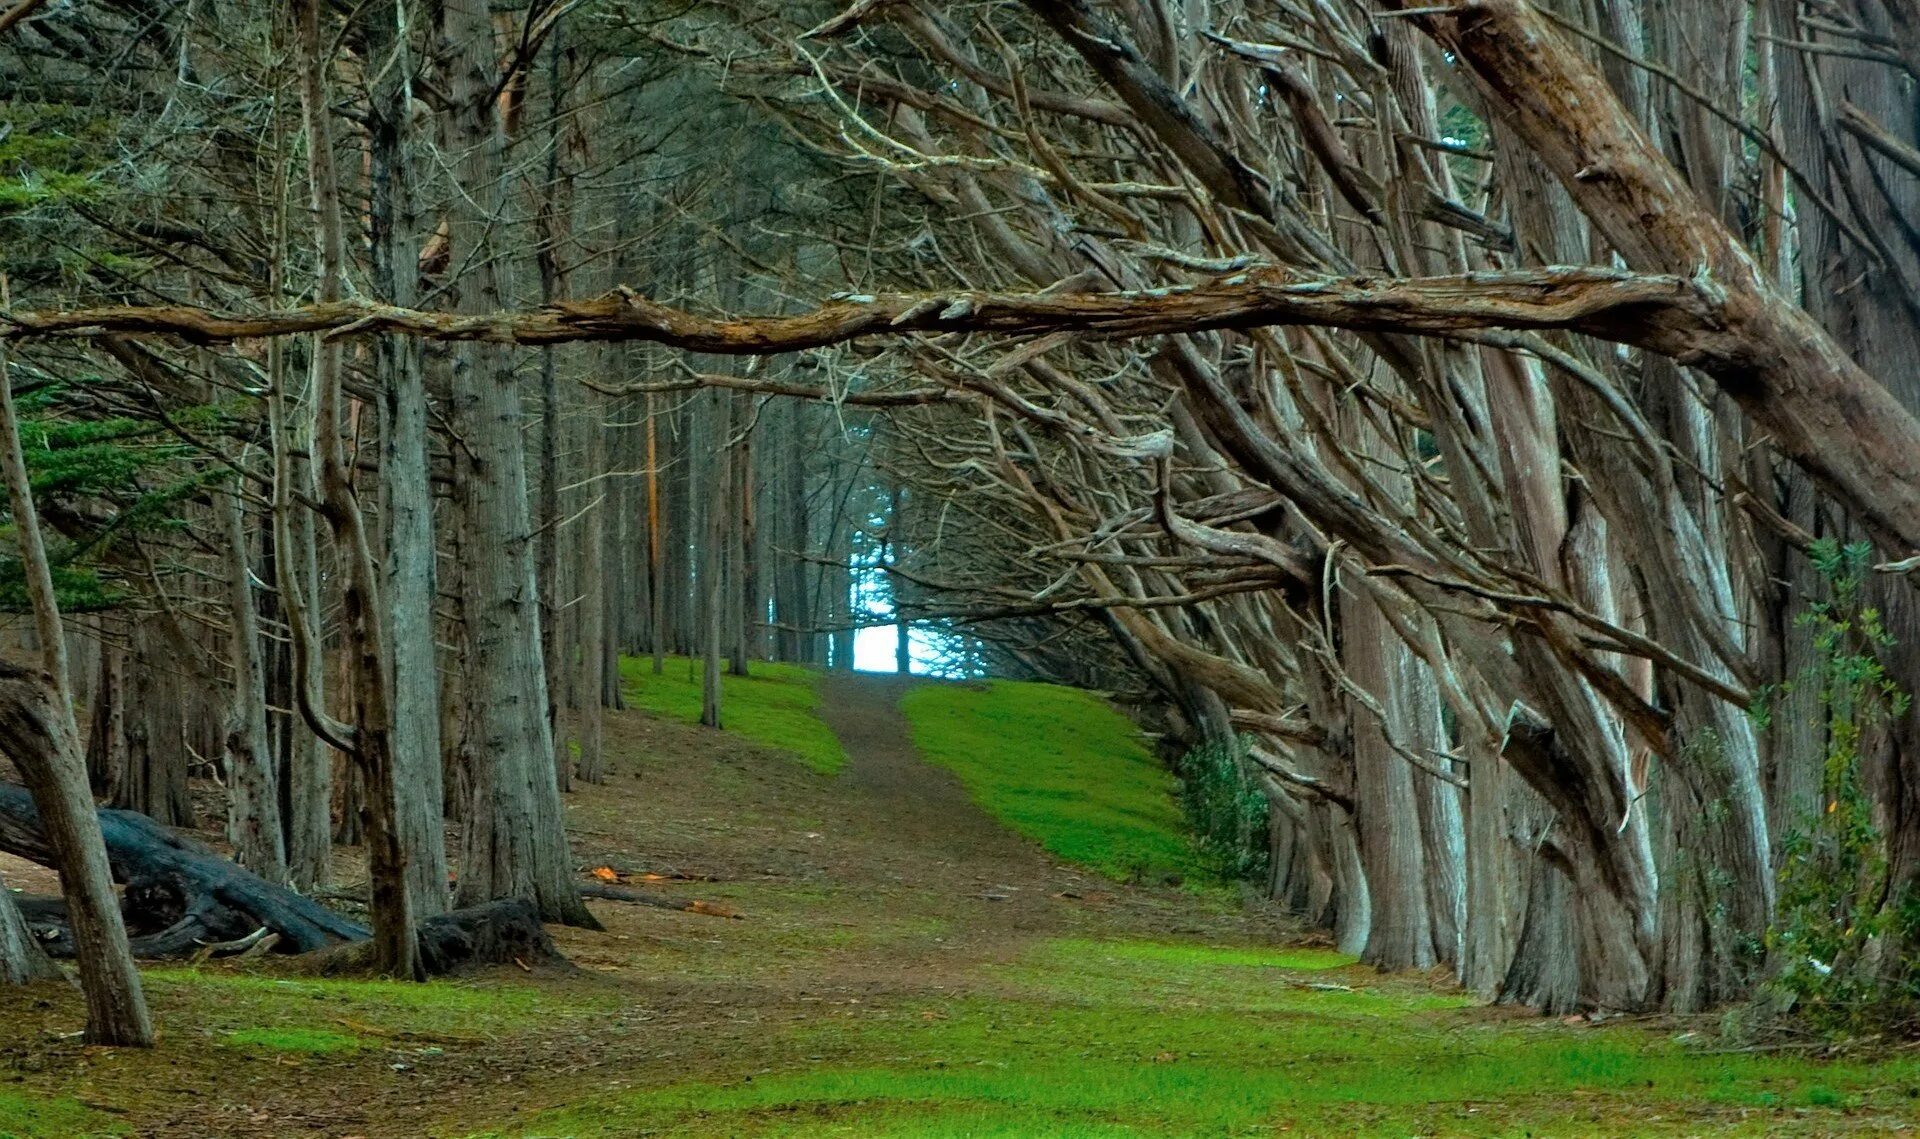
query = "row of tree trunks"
(85, 617, 194, 829)
(19, 0, 1920, 1030)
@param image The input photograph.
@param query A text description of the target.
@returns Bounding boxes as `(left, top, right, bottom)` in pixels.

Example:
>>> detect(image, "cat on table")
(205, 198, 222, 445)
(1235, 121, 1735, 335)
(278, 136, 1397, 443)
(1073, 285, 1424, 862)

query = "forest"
(4, 0, 1920, 1134)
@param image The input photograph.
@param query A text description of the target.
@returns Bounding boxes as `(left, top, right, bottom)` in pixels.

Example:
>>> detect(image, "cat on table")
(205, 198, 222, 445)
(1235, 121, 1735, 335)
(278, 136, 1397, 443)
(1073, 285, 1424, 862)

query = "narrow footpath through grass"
(1, 672, 1917, 1137)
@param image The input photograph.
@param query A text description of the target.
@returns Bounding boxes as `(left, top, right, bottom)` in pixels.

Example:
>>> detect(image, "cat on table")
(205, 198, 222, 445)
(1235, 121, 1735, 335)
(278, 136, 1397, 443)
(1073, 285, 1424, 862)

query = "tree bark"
(218, 484, 288, 883)
(646, 391, 666, 675)
(365, 0, 450, 921)
(0, 869, 59, 985)
(440, 0, 594, 929)
(112, 616, 192, 828)
(83, 634, 124, 798)
(576, 388, 608, 784)
(0, 333, 151, 1046)
(293, 0, 419, 977)
(1389, 0, 1920, 556)
(1343, 589, 1435, 971)
(700, 390, 727, 727)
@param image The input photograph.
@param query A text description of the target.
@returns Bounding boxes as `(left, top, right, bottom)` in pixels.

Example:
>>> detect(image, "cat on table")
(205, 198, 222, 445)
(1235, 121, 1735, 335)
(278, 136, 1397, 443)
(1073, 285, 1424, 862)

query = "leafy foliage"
(1760, 539, 1920, 1035)
(0, 112, 129, 292)
(0, 377, 220, 614)
(1175, 735, 1270, 886)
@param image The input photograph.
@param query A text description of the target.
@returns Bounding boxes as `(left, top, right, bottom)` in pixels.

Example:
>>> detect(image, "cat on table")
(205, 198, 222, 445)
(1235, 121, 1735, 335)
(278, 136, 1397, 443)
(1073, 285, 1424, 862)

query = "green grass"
(0, 1092, 122, 1139)
(1036, 938, 1352, 972)
(221, 1027, 366, 1054)
(899, 679, 1196, 884)
(500, 937, 1920, 1137)
(144, 968, 617, 1040)
(619, 655, 847, 775)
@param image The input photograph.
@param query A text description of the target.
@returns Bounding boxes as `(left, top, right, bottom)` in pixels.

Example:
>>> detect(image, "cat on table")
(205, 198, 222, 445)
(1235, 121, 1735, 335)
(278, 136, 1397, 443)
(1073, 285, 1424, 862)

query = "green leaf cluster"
(1176, 735, 1270, 886)
(1761, 538, 1920, 1035)
(0, 380, 220, 614)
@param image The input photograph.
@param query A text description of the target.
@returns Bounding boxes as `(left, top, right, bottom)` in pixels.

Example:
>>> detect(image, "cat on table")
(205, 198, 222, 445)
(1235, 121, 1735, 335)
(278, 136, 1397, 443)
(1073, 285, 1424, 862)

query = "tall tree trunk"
(219, 485, 287, 883)
(576, 388, 608, 784)
(113, 616, 192, 828)
(441, 0, 594, 929)
(700, 391, 727, 728)
(366, 0, 449, 919)
(0, 338, 152, 1046)
(294, 0, 419, 977)
(1342, 588, 1436, 970)
(775, 402, 811, 663)
(890, 485, 910, 675)
(537, 352, 567, 791)
(282, 480, 331, 889)
(728, 395, 752, 677)
(534, 25, 576, 791)
(83, 637, 125, 799)
(646, 391, 666, 675)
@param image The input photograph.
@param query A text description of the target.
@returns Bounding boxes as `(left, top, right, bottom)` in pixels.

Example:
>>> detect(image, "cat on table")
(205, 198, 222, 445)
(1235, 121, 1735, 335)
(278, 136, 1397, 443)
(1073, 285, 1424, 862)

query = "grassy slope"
(0, 1092, 112, 1139)
(899, 678, 1196, 884)
(618, 655, 847, 775)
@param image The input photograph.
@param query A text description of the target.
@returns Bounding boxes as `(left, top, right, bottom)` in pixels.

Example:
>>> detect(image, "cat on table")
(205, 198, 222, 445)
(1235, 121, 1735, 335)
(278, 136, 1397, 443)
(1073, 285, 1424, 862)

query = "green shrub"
(1759, 539, 1920, 1036)
(1176, 736, 1269, 885)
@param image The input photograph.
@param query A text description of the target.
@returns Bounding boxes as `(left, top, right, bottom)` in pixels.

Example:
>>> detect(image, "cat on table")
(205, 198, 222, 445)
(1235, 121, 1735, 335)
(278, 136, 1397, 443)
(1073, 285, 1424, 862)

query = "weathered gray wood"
(441, 0, 593, 929)
(0, 870, 60, 985)
(218, 484, 287, 882)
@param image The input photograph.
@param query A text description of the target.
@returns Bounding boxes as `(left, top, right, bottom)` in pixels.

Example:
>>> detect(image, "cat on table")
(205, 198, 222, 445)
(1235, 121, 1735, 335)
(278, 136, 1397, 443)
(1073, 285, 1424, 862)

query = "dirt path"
(810, 673, 1168, 974)
(4, 673, 1910, 1137)
(819, 674, 981, 842)
(0, 673, 1276, 1138)
(815, 675, 1063, 915)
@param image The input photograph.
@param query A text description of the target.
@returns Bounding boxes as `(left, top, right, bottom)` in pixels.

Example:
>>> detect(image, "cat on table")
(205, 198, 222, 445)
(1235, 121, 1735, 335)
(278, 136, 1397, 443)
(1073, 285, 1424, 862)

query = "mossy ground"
(500, 931, 1920, 1137)
(2, 673, 1917, 1137)
(618, 654, 848, 774)
(899, 679, 1198, 884)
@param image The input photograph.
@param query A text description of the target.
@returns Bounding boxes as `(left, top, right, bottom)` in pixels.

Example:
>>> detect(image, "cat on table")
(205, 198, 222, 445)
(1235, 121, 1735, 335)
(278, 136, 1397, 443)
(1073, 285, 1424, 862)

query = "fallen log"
(0, 783, 570, 974)
(578, 881, 742, 918)
(0, 782, 365, 955)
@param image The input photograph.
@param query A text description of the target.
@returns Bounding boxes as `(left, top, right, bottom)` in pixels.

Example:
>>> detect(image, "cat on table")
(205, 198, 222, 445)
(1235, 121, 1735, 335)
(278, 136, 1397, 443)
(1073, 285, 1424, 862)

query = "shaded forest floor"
(4, 670, 1920, 1136)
